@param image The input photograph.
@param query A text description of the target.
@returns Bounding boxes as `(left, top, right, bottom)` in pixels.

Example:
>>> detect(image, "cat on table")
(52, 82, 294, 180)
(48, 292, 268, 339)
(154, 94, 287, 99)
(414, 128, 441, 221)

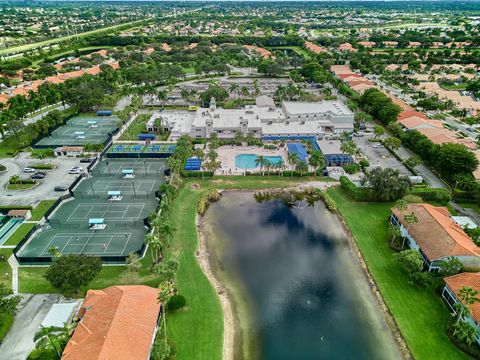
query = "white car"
(23, 167, 35, 173)
(69, 169, 82, 174)
(373, 144, 384, 149)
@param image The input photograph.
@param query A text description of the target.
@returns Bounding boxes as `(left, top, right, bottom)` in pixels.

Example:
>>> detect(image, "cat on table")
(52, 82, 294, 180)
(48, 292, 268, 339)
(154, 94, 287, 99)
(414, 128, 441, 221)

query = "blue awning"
(88, 218, 104, 224)
(107, 191, 121, 196)
(121, 169, 134, 174)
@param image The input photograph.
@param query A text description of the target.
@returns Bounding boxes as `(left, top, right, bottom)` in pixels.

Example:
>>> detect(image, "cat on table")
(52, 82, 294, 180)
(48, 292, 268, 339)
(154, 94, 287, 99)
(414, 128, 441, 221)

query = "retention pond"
(202, 190, 401, 360)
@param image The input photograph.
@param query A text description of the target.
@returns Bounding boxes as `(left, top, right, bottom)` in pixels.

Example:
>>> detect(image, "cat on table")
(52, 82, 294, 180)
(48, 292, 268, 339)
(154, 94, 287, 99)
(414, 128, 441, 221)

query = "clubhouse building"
(147, 96, 354, 140)
(390, 203, 480, 271)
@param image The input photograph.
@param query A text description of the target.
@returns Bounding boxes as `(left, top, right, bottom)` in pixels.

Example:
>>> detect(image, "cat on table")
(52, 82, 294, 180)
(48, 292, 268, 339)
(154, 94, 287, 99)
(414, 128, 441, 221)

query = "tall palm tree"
(159, 220, 175, 247)
(229, 83, 239, 96)
(276, 160, 286, 176)
(402, 212, 419, 249)
(145, 234, 162, 263)
(287, 153, 298, 177)
(295, 160, 309, 177)
(255, 155, 267, 176)
(308, 151, 326, 176)
(238, 86, 249, 106)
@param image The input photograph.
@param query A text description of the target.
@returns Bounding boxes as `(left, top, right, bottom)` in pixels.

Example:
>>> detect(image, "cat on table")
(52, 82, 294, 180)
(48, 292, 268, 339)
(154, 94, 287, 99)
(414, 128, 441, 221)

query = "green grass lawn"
(3, 223, 36, 246)
(30, 200, 57, 221)
(0, 248, 13, 289)
(0, 313, 14, 343)
(119, 114, 168, 141)
(327, 187, 470, 360)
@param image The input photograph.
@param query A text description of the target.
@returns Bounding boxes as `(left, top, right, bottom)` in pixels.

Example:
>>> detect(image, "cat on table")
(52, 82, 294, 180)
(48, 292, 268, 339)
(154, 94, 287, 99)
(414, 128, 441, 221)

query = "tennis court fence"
(48, 218, 145, 227)
(73, 191, 152, 199)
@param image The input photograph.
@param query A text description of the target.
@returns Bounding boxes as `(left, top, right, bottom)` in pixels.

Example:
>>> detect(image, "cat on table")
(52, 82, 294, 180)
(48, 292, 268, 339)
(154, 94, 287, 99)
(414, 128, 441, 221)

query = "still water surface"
(205, 191, 400, 360)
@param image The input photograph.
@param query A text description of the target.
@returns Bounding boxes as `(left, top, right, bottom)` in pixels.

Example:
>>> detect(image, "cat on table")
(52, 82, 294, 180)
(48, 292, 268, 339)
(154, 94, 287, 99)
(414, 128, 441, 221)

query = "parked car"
(23, 167, 35, 173)
(31, 173, 45, 179)
(35, 171, 47, 175)
(69, 169, 81, 174)
(373, 144, 384, 149)
(80, 157, 96, 163)
(54, 186, 67, 192)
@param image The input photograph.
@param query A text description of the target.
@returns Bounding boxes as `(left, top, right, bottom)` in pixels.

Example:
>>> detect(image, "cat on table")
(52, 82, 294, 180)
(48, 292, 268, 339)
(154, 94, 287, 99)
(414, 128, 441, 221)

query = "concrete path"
(7, 255, 19, 294)
(0, 294, 62, 360)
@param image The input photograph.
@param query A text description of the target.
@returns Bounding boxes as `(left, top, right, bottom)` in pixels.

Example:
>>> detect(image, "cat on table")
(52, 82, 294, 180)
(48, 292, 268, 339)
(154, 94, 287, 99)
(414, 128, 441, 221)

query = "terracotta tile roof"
(243, 45, 273, 59)
(187, 43, 198, 49)
(474, 151, 480, 180)
(62, 285, 161, 360)
(398, 116, 444, 130)
(330, 65, 355, 75)
(162, 43, 172, 52)
(417, 128, 477, 149)
(392, 203, 480, 261)
(0, 94, 10, 104)
(144, 47, 155, 55)
(398, 110, 428, 120)
(338, 43, 357, 52)
(304, 41, 328, 54)
(444, 273, 480, 323)
(358, 41, 376, 47)
(383, 41, 398, 47)
(338, 73, 362, 80)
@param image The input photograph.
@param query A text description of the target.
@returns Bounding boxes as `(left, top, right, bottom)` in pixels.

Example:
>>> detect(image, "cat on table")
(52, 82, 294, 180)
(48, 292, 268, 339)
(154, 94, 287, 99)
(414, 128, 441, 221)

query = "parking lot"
(0, 153, 84, 206)
(353, 135, 411, 176)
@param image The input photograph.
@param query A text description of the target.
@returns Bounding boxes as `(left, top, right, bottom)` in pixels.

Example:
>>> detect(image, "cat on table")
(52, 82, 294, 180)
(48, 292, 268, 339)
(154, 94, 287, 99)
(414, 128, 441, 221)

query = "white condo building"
(147, 96, 354, 140)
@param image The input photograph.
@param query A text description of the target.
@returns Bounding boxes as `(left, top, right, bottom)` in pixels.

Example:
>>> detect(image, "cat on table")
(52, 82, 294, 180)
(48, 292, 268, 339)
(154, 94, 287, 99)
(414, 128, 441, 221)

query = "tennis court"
(35, 115, 119, 148)
(91, 158, 166, 177)
(106, 144, 175, 158)
(16, 158, 164, 263)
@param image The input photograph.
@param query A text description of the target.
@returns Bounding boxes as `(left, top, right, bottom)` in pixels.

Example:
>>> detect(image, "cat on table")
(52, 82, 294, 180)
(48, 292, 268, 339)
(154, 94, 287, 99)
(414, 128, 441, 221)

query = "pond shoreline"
(335, 212, 413, 360)
(195, 188, 411, 360)
(196, 214, 236, 360)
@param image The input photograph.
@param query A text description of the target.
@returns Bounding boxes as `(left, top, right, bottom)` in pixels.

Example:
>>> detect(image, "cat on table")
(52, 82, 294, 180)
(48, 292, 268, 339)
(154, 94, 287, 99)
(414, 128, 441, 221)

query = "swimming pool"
(235, 154, 283, 170)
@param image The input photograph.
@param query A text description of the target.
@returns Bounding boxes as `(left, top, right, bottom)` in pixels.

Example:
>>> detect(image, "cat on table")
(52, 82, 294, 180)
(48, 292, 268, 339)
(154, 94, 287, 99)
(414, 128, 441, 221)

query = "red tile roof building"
(62, 285, 161, 360)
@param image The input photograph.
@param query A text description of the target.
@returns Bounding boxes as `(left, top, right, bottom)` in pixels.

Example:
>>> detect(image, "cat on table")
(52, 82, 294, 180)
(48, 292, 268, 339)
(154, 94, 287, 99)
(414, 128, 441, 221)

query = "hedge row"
(410, 187, 451, 205)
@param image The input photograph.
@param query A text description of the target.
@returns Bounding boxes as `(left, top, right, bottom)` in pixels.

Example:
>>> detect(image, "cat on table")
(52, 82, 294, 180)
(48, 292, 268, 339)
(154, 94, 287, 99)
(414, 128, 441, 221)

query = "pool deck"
(216, 145, 288, 175)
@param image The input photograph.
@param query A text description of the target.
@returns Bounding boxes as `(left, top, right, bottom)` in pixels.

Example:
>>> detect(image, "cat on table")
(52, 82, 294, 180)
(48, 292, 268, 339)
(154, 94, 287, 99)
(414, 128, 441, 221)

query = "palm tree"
(455, 286, 480, 325)
(264, 160, 272, 176)
(287, 152, 298, 176)
(253, 78, 260, 96)
(33, 326, 69, 359)
(276, 160, 287, 176)
(229, 83, 239, 96)
(453, 320, 478, 346)
(402, 212, 419, 249)
(295, 160, 309, 177)
(240, 86, 250, 106)
(157, 90, 167, 108)
(308, 151, 326, 176)
(145, 234, 162, 263)
(388, 224, 402, 246)
(159, 220, 175, 247)
(255, 155, 267, 176)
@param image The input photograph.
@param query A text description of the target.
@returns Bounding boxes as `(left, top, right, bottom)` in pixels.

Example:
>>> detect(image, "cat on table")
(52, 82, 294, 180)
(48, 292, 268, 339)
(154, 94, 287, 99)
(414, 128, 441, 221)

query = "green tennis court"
(16, 158, 164, 263)
(91, 158, 166, 177)
(35, 115, 119, 147)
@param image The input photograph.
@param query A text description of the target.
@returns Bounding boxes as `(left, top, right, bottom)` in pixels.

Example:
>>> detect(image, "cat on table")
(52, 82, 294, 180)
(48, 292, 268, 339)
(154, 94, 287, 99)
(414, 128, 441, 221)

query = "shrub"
(0, 165, 6, 172)
(411, 187, 451, 205)
(343, 163, 361, 174)
(402, 195, 423, 203)
(197, 189, 221, 215)
(167, 294, 186, 311)
(358, 159, 369, 168)
(339, 176, 371, 201)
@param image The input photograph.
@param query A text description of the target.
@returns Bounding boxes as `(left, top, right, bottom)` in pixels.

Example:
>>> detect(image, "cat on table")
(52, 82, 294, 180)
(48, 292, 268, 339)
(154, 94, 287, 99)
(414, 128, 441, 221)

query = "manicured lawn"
(119, 114, 168, 141)
(30, 200, 57, 221)
(29, 163, 55, 170)
(327, 187, 470, 360)
(3, 223, 36, 246)
(0, 248, 13, 289)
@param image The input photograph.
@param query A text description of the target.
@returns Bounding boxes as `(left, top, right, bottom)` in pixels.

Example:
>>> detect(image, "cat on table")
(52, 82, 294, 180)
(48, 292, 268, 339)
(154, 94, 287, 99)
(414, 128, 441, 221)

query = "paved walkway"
(8, 254, 19, 294)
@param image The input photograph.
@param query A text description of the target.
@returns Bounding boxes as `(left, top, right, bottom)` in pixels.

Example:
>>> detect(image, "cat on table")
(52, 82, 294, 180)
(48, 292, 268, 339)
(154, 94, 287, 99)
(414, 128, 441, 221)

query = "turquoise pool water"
(235, 154, 283, 170)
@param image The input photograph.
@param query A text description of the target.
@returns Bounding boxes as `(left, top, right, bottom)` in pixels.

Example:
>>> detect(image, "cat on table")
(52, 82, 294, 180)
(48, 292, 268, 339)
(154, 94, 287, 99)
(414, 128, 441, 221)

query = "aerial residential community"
(3, 1, 480, 360)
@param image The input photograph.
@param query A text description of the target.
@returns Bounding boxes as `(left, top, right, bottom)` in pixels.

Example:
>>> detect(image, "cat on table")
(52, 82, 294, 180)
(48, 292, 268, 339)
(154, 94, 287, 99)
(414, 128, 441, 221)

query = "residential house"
(442, 272, 480, 344)
(390, 203, 480, 271)
(62, 285, 162, 360)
